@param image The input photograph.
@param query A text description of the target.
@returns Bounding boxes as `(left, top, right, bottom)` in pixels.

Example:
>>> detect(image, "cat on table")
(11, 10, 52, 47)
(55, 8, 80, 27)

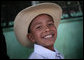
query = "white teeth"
(44, 35, 52, 39)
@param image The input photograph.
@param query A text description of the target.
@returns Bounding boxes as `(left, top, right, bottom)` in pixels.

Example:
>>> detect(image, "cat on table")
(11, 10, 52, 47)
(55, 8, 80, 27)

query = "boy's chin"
(41, 39, 56, 45)
(43, 43, 55, 47)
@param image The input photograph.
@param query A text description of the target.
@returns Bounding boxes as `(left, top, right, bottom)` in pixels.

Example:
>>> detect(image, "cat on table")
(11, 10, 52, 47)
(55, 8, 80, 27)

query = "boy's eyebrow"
(31, 19, 54, 27)
(33, 22, 42, 27)
(35, 19, 54, 25)
(31, 22, 42, 28)
(47, 19, 54, 23)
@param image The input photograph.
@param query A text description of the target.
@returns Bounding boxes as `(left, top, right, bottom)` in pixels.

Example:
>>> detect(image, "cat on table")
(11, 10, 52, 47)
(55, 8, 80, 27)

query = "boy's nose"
(44, 26, 50, 32)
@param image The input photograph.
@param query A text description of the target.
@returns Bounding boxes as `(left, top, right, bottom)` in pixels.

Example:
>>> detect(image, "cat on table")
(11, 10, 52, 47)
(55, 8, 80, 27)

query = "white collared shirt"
(28, 44, 64, 59)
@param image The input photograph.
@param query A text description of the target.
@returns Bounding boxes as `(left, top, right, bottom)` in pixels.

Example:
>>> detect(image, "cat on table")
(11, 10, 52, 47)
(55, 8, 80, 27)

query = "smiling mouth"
(42, 34, 54, 39)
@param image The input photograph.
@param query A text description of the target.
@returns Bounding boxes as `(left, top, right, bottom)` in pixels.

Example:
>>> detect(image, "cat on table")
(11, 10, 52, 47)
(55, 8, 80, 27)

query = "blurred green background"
(54, 17, 83, 59)
(3, 17, 83, 59)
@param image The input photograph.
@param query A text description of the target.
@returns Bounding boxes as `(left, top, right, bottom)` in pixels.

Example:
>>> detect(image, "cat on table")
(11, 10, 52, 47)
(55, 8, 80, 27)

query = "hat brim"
(14, 3, 62, 47)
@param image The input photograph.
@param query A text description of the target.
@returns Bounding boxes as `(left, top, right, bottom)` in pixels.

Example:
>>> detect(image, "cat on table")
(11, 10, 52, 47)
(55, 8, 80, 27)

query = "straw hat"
(14, 3, 62, 47)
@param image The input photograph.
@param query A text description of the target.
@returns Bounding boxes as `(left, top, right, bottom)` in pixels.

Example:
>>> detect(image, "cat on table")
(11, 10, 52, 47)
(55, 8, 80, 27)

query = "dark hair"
(28, 13, 53, 33)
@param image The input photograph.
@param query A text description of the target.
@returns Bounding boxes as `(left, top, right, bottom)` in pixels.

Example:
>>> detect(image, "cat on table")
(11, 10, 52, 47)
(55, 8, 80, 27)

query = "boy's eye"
(36, 26, 42, 29)
(48, 23, 54, 26)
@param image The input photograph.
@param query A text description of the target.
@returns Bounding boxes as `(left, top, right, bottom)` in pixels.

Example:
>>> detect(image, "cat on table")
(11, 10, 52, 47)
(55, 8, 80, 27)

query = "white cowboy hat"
(14, 3, 62, 47)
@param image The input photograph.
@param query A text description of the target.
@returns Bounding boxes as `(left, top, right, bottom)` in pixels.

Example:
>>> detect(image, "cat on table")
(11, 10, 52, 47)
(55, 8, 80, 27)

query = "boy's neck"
(45, 45, 55, 52)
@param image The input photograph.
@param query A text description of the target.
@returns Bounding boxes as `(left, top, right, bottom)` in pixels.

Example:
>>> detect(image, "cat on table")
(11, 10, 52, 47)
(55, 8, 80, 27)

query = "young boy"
(14, 3, 64, 59)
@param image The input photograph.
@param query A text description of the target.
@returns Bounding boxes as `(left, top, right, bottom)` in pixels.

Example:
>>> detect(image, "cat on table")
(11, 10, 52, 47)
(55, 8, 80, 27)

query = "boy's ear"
(27, 33, 35, 43)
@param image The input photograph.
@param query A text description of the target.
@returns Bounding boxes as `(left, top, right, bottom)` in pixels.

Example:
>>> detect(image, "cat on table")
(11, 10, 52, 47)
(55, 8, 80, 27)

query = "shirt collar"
(34, 44, 57, 59)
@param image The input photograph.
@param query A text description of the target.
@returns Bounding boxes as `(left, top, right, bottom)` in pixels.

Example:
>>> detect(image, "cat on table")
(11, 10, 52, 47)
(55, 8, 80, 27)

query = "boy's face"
(27, 14, 57, 47)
